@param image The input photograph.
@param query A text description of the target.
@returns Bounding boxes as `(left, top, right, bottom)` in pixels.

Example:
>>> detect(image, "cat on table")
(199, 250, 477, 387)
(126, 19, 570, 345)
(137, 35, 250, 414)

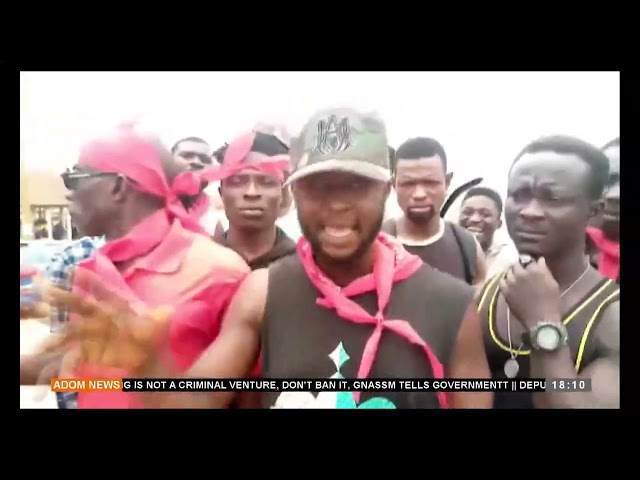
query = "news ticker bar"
(50, 378, 592, 393)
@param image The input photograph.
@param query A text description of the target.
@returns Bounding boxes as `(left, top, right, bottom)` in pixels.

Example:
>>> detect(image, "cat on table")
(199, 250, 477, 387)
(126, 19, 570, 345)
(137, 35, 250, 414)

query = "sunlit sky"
(20, 71, 619, 199)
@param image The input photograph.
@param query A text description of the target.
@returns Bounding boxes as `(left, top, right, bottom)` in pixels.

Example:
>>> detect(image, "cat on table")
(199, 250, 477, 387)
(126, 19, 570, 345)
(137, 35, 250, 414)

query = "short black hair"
(216, 132, 289, 165)
(393, 137, 447, 174)
(171, 136, 208, 153)
(602, 137, 620, 151)
(512, 135, 610, 200)
(212, 143, 228, 164)
(463, 187, 503, 216)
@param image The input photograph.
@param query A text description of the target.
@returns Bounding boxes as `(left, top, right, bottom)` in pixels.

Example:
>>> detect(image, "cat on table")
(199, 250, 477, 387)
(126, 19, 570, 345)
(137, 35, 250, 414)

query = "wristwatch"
(522, 321, 569, 352)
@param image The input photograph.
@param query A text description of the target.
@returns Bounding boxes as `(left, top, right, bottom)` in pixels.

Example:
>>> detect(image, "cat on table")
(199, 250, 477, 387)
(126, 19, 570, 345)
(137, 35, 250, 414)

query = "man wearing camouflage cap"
(47, 108, 492, 409)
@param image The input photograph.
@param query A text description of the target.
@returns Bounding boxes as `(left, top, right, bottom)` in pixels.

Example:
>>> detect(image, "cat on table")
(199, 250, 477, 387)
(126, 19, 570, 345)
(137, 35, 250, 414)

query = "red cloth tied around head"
(587, 226, 620, 281)
(218, 132, 289, 181)
(78, 124, 226, 264)
(297, 233, 448, 408)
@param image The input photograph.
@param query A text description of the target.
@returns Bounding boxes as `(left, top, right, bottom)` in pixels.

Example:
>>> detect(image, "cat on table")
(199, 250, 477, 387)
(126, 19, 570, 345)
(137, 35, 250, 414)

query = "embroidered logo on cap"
(315, 115, 352, 155)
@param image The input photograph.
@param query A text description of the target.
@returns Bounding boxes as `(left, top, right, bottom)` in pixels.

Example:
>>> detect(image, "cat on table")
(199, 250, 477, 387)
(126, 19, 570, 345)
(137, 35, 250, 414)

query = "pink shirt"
(75, 220, 249, 408)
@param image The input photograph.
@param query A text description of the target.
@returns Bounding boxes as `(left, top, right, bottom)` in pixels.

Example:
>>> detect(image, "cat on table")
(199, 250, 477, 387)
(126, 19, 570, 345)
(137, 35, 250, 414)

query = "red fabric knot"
(72, 125, 290, 304)
(171, 170, 202, 197)
(586, 226, 620, 281)
(80, 125, 201, 215)
(72, 122, 229, 326)
(297, 233, 449, 408)
(69, 123, 255, 408)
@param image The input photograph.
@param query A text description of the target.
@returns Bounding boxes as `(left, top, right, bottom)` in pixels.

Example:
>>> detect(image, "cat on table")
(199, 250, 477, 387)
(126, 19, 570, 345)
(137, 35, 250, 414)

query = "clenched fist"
(499, 257, 562, 329)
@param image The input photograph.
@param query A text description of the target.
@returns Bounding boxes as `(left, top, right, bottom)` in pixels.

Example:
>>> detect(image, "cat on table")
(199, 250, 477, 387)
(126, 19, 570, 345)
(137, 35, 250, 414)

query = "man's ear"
(445, 172, 454, 188)
(497, 218, 503, 230)
(112, 175, 129, 203)
(278, 186, 293, 218)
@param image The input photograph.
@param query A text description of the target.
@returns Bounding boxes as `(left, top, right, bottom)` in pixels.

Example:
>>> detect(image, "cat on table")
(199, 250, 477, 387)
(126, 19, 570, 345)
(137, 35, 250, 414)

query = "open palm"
(39, 272, 173, 377)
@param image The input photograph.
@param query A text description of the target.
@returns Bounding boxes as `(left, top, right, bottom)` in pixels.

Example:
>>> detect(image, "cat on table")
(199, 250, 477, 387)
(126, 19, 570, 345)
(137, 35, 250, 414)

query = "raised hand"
(500, 257, 561, 329)
(37, 270, 174, 377)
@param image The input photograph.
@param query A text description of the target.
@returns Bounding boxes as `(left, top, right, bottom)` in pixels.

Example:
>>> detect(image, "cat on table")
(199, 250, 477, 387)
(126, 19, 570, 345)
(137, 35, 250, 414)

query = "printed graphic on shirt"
(271, 342, 396, 409)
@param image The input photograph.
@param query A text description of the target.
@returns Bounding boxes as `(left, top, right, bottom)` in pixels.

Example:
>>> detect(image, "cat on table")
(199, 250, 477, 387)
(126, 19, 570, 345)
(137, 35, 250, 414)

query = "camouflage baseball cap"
(285, 107, 391, 186)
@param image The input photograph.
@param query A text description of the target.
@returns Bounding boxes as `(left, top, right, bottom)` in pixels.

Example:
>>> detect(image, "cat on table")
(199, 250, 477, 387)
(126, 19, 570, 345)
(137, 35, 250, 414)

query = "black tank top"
(477, 272, 620, 409)
(382, 219, 475, 284)
(261, 254, 475, 409)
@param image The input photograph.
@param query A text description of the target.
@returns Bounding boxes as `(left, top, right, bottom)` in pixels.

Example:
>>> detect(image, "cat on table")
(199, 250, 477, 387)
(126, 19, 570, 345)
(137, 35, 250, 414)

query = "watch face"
(537, 325, 561, 350)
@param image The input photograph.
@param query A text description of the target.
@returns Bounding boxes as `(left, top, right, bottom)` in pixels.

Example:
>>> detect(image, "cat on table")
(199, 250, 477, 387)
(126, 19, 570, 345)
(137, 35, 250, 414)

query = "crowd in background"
(19, 107, 620, 409)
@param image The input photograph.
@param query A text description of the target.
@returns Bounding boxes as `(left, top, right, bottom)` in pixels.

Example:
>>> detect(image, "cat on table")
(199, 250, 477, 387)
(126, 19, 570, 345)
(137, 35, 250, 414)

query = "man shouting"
(43, 109, 492, 409)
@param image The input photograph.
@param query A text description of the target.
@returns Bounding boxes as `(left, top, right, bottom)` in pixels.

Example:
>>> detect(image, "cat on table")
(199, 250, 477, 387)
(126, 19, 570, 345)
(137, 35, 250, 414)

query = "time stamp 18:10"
(540, 379, 591, 392)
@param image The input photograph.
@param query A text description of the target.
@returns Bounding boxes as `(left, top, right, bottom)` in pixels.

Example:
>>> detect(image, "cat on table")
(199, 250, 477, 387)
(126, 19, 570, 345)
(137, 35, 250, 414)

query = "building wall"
(21, 168, 68, 229)
(24, 171, 68, 206)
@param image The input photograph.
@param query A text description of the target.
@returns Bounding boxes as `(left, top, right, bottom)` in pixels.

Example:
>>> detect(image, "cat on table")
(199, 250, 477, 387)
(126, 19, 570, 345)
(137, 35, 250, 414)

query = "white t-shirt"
(198, 182, 224, 235)
(277, 209, 303, 243)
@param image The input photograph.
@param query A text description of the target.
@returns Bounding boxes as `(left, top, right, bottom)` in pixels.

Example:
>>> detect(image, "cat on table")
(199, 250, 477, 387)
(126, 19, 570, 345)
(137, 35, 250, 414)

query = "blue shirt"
(44, 236, 104, 408)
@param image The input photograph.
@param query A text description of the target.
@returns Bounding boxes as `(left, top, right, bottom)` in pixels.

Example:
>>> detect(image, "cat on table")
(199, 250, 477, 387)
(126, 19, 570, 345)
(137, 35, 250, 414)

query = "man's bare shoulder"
(222, 268, 269, 330)
(188, 234, 250, 273)
(594, 298, 620, 357)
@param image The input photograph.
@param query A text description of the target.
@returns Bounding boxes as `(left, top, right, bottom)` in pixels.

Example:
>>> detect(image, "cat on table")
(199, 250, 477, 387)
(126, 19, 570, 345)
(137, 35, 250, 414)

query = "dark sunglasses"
(60, 169, 119, 191)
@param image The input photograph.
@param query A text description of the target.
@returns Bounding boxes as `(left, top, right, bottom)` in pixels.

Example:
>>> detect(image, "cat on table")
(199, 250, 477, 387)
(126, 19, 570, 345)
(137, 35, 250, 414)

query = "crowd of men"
(19, 106, 620, 409)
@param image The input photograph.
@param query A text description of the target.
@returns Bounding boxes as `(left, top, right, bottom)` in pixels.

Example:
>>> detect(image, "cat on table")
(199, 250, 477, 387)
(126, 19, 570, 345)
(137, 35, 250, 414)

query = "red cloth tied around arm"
(297, 233, 448, 408)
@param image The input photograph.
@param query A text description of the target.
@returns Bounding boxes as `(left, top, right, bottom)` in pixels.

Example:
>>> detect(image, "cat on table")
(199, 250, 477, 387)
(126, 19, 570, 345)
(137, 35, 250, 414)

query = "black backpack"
(440, 177, 483, 285)
(449, 222, 478, 285)
(382, 218, 478, 285)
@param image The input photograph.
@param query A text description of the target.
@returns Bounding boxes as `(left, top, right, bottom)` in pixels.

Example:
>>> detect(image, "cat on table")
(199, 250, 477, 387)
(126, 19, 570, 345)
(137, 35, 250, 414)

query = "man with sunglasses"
(17, 165, 110, 408)
(38, 108, 492, 410)
(21, 124, 251, 409)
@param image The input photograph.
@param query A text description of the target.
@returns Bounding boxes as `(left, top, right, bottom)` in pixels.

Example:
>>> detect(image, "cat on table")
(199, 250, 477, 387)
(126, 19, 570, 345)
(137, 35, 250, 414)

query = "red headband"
(78, 123, 227, 235)
(217, 132, 290, 181)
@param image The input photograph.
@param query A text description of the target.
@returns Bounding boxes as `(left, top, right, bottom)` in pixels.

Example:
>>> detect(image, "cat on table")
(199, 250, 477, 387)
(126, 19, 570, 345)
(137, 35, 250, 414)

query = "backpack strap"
(449, 223, 477, 285)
